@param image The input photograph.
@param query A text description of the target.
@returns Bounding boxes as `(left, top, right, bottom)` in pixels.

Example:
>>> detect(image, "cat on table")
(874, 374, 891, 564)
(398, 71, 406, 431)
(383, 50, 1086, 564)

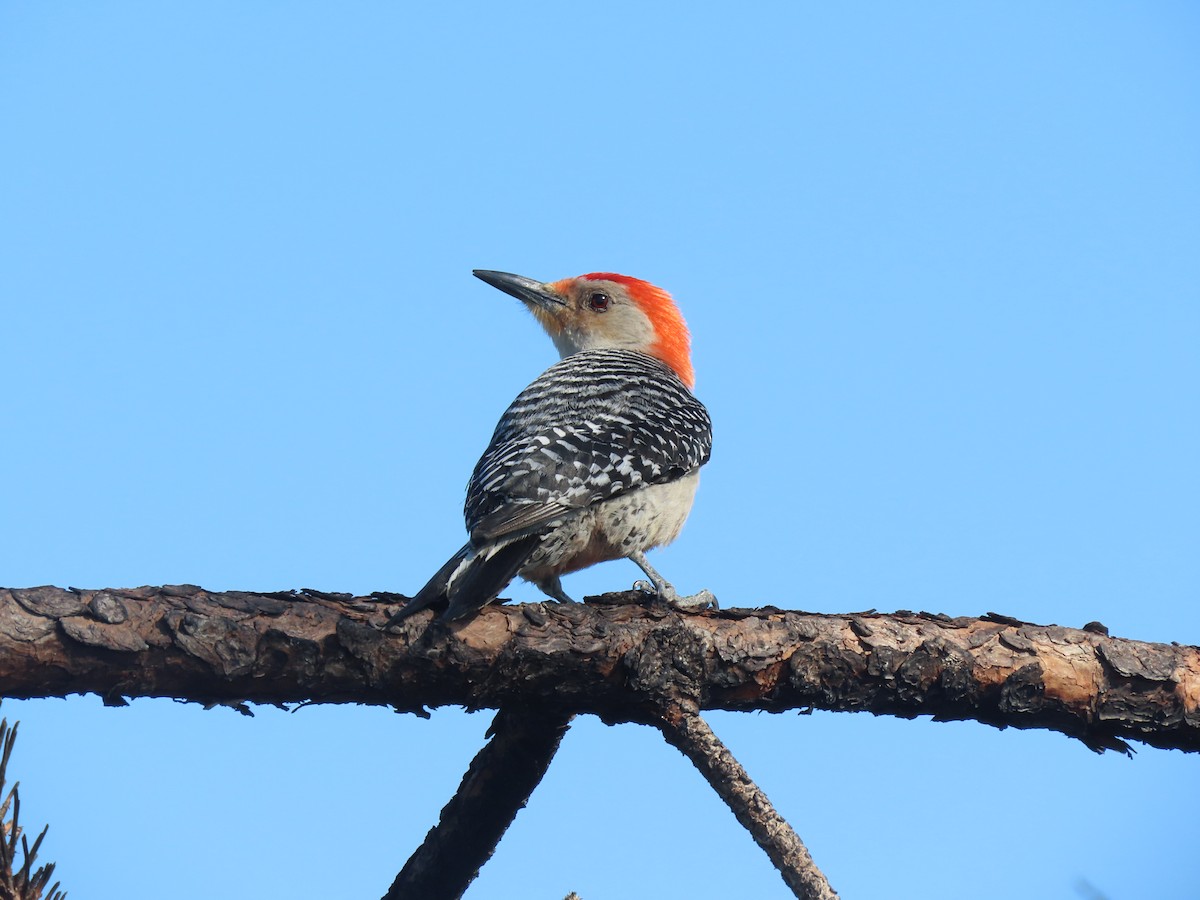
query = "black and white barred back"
(465, 349, 712, 546)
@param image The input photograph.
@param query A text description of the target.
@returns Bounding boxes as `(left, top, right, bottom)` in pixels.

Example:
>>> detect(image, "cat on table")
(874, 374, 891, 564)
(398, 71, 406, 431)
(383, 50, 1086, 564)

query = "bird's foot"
(632, 579, 718, 612)
(671, 588, 719, 611)
(534, 576, 579, 605)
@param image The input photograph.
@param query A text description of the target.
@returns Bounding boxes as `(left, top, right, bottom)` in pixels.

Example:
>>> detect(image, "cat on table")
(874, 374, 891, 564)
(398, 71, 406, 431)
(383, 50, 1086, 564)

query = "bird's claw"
(631, 580, 718, 612)
(672, 588, 718, 612)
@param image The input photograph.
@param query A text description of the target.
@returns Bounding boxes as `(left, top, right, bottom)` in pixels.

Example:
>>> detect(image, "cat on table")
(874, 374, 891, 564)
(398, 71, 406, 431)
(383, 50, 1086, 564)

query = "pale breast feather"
(464, 350, 712, 544)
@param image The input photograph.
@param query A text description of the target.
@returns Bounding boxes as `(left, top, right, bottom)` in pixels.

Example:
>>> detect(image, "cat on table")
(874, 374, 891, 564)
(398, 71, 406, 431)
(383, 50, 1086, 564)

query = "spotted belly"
(518, 470, 700, 582)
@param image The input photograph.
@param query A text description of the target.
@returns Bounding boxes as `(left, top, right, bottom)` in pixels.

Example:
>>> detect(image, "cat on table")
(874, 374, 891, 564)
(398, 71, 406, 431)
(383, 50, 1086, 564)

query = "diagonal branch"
(383, 707, 572, 900)
(657, 706, 838, 900)
(0, 586, 1197, 753)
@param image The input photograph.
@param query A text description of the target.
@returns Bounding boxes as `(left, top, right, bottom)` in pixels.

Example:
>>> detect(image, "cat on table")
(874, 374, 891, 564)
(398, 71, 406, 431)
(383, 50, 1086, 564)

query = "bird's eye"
(588, 292, 611, 312)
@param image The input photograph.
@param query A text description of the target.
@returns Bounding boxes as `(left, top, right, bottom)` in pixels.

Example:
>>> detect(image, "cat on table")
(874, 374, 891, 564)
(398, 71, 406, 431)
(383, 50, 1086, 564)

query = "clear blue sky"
(2, 4, 1197, 898)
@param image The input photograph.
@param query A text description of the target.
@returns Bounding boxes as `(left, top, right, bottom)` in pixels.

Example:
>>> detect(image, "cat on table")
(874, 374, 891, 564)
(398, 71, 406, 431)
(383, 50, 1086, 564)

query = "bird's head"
(473, 269, 695, 389)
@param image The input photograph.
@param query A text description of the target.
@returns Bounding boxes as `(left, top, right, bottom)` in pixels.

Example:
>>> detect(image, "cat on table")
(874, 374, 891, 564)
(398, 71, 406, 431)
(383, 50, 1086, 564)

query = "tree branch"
(383, 707, 572, 900)
(657, 706, 838, 900)
(1, 586, 1197, 754)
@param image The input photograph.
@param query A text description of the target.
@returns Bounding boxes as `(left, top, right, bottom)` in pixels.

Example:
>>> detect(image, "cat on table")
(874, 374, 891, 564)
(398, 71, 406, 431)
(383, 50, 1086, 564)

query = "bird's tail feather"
(384, 544, 471, 627)
(442, 535, 541, 621)
(385, 535, 540, 626)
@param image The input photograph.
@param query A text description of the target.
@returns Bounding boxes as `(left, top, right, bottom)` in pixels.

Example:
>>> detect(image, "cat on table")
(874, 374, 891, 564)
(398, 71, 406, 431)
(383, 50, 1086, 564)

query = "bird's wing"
(464, 351, 712, 545)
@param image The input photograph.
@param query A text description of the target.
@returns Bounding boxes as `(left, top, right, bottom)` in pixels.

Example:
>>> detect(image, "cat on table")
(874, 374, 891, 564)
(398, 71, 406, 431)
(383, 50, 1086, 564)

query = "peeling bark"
(0, 586, 1197, 754)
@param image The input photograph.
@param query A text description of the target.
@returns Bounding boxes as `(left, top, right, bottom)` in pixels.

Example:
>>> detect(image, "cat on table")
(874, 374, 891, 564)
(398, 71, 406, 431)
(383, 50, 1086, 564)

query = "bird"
(387, 269, 714, 625)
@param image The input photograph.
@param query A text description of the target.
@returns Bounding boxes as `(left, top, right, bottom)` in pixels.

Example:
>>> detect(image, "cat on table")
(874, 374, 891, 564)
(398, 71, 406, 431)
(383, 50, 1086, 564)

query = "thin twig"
(383, 707, 573, 900)
(657, 707, 838, 900)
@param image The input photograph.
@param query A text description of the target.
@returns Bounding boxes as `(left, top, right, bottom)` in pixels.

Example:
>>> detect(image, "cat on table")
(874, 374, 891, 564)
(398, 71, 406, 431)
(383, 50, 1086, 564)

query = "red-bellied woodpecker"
(388, 269, 714, 624)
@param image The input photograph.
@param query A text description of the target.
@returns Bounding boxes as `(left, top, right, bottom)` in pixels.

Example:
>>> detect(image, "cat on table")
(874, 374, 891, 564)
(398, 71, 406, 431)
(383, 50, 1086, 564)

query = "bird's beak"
(473, 270, 567, 312)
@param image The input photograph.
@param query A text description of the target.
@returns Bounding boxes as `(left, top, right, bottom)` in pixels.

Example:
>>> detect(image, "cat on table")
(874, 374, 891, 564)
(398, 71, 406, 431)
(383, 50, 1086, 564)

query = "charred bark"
(1, 585, 1196, 754)
(5, 584, 1199, 899)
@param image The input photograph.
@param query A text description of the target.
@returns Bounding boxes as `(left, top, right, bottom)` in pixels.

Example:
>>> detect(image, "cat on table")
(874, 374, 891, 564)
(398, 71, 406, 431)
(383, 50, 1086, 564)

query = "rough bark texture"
(383, 707, 572, 900)
(658, 707, 839, 900)
(1, 585, 1197, 754)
